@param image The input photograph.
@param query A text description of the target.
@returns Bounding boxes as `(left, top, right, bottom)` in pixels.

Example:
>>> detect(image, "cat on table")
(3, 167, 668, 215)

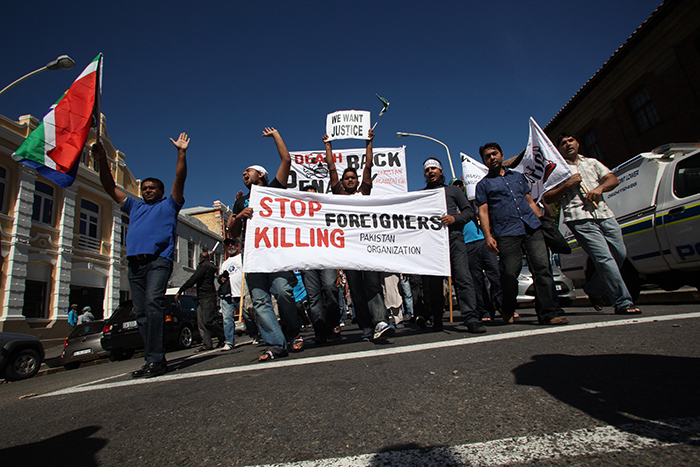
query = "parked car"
(60, 320, 108, 370)
(517, 257, 576, 306)
(0, 332, 45, 381)
(100, 294, 201, 360)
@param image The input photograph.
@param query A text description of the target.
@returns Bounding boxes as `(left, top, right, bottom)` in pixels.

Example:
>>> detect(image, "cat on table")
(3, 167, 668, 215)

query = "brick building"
(545, 0, 700, 168)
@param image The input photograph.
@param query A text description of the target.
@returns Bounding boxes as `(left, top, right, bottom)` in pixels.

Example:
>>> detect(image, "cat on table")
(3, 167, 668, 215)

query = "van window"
(674, 154, 700, 198)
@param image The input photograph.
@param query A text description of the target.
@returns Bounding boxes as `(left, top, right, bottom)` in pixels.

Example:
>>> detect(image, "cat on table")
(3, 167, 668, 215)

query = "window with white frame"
(120, 214, 129, 246)
(32, 181, 54, 225)
(187, 241, 195, 269)
(78, 198, 100, 250)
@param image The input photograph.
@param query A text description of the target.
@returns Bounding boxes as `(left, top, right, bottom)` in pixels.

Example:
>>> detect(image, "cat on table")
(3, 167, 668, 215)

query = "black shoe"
(415, 316, 428, 329)
(466, 321, 487, 334)
(144, 361, 167, 378)
(131, 364, 148, 378)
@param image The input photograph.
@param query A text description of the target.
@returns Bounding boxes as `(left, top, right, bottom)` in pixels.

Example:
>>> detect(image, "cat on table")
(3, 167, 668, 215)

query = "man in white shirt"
(544, 133, 641, 315)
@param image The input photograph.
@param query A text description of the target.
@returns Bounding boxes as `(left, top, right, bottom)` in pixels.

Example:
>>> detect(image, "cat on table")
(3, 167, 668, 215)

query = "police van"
(559, 143, 700, 300)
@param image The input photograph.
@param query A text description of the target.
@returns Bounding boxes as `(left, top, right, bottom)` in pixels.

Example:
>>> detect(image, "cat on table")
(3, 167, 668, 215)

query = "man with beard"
(475, 143, 568, 326)
(227, 127, 302, 362)
(94, 132, 190, 378)
(421, 158, 485, 334)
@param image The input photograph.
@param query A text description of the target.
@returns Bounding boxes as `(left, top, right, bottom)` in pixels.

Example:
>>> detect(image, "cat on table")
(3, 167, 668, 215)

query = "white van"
(559, 143, 700, 300)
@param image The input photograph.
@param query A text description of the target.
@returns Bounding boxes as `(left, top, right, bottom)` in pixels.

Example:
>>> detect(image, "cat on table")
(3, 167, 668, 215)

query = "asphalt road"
(2, 302, 700, 467)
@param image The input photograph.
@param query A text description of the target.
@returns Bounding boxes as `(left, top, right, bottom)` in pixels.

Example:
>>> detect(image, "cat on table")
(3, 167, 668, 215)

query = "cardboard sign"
(326, 110, 371, 141)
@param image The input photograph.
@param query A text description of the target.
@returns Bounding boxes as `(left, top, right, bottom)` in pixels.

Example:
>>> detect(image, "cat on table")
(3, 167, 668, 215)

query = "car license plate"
(123, 320, 138, 330)
(73, 348, 93, 357)
(555, 285, 563, 291)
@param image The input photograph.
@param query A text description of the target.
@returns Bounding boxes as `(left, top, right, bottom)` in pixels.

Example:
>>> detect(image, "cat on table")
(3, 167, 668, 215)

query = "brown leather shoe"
(545, 317, 569, 325)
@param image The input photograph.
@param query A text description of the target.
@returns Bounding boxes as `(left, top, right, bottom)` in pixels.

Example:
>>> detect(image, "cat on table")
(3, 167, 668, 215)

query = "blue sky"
(2, 0, 662, 209)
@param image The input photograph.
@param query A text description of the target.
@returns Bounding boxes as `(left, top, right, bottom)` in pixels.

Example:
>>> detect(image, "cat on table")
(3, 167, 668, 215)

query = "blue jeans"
(221, 298, 237, 345)
(301, 269, 341, 338)
(128, 256, 173, 363)
(567, 218, 633, 309)
(399, 275, 414, 318)
(498, 228, 557, 323)
(246, 271, 300, 355)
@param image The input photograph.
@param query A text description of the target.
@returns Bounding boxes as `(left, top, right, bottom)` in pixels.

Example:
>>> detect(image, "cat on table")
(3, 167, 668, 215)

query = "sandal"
(291, 335, 304, 351)
(590, 296, 605, 311)
(614, 306, 642, 315)
(258, 350, 275, 362)
(195, 347, 214, 353)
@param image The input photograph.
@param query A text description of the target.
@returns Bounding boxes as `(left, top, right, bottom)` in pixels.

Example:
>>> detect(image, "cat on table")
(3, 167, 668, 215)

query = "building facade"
(544, 0, 700, 169)
(0, 113, 221, 340)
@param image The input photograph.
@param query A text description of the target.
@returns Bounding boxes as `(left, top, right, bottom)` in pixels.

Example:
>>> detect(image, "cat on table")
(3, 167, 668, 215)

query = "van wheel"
(177, 324, 194, 349)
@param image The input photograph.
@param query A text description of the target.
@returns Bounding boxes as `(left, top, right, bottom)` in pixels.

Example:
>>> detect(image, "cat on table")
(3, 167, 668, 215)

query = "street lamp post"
(396, 131, 457, 180)
(396, 131, 459, 323)
(0, 55, 76, 98)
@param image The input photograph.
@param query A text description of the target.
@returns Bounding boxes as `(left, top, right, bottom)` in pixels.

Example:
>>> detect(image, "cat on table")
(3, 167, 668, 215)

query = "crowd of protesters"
(96, 127, 639, 377)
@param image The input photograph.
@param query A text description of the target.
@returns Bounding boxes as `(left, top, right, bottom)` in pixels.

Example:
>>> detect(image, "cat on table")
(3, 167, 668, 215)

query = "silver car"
(60, 320, 109, 370)
(517, 257, 576, 306)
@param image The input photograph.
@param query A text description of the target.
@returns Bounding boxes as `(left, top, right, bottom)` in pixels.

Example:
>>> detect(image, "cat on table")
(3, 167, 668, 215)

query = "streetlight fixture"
(396, 131, 457, 180)
(397, 131, 460, 323)
(0, 55, 76, 97)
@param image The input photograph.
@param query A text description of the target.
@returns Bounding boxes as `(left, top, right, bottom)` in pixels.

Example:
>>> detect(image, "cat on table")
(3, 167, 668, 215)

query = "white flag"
(516, 117, 573, 202)
(460, 152, 488, 201)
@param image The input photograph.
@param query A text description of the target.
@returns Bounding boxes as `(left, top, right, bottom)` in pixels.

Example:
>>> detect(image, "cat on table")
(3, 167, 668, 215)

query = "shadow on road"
(0, 425, 107, 467)
(512, 353, 700, 442)
(369, 442, 462, 466)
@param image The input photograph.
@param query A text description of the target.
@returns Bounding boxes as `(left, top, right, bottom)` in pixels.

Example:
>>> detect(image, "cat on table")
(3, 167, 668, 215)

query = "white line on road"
(255, 416, 700, 466)
(36, 312, 700, 399)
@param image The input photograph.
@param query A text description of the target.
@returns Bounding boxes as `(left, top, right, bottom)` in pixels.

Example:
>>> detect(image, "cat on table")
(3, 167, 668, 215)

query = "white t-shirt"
(219, 254, 243, 298)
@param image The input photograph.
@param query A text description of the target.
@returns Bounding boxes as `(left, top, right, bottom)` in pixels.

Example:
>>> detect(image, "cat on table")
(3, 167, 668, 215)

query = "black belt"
(128, 254, 158, 262)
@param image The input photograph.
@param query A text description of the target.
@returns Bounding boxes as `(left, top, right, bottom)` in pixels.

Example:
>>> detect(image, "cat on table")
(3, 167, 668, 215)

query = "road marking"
(254, 416, 700, 466)
(37, 312, 700, 399)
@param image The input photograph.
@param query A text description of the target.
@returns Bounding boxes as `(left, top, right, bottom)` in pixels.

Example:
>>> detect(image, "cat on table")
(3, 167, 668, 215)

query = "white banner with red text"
(243, 186, 450, 276)
(287, 146, 407, 195)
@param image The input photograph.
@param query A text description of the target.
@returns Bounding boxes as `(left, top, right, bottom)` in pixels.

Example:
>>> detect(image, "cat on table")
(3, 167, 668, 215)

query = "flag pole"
(371, 94, 389, 131)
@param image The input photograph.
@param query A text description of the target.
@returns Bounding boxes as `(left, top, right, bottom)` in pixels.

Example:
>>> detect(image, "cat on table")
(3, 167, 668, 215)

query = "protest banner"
(460, 152, 488, 201)
(516, 117, 572, 202)
(243, 186, 450, 276)
(326, 110, 371, 141)
(288, 146, 407, 195)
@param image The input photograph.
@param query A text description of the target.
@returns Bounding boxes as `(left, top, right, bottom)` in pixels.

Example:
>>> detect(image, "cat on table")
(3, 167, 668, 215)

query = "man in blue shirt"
(475, 143, 567, 326)
(95, 132, 189, 377)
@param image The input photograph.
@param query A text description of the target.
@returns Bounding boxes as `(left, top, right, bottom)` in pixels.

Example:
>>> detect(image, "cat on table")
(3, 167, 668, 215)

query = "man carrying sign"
(324, 129, 395, 342)
(227, 127, 302, 362)
(421, 158, 485, 334)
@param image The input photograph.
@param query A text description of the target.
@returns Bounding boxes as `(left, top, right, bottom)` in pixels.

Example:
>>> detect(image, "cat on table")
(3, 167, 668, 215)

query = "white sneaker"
(373, 321, 396, 341)
(221, 343, 234, 351)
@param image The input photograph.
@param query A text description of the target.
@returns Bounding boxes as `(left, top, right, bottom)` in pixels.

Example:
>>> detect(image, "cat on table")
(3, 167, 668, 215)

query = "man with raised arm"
(227, 127, 302, 362)
(544, 133, 640, 315)
(94, 132, 189, 378)
(324, 129, 395, 342)
(475, 142, 568, 327)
